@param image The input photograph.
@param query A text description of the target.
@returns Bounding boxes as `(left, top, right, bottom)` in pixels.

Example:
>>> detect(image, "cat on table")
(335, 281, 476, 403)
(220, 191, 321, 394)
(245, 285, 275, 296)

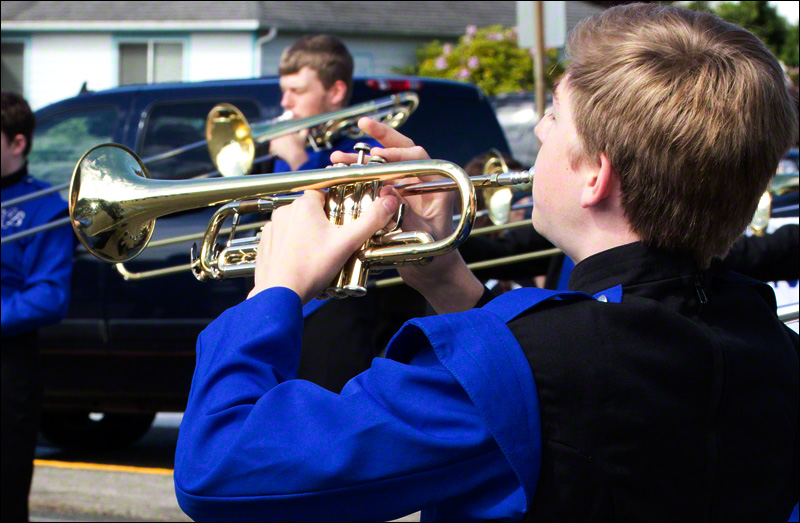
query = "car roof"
(35, 76, 485, 116)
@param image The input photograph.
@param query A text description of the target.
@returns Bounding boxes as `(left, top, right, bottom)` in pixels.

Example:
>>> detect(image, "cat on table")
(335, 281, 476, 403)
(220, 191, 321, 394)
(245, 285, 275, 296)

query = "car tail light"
(366, 79, 422, 92)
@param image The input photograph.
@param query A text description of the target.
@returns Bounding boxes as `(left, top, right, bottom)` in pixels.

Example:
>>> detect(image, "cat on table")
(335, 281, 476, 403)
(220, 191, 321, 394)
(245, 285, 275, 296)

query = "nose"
(534, 116, 548, 143)
(281, 91, 293, 109)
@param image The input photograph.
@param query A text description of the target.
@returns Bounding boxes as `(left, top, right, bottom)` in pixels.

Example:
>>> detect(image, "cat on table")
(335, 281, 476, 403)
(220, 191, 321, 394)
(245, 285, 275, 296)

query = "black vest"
(508, 243, 798, 521)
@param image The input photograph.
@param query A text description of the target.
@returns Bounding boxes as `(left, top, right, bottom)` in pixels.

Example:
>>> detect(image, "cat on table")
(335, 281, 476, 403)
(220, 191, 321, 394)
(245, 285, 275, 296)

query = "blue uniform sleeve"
(1, 204, 73, 337)
(174, 287, 526, 522)
(273, 137, 382, 173)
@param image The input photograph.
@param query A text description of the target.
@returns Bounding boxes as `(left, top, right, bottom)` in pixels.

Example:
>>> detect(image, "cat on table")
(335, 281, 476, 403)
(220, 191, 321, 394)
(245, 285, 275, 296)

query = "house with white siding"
(1, 1, 607, 111)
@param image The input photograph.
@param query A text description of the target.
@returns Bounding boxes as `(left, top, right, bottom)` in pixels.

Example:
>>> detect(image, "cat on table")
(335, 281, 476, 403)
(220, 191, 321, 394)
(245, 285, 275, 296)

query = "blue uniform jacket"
(1, 167, 73, 337)
(175, 287, 540, 521)
(272, 137, 382, 174)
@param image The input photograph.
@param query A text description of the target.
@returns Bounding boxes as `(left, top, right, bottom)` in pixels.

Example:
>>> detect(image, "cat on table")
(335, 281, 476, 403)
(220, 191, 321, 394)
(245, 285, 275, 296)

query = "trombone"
(1, 93, 419, 245)
(749, 172, 799, 236)
(206, 92, 419, 177)
(70, 143, 532, 297)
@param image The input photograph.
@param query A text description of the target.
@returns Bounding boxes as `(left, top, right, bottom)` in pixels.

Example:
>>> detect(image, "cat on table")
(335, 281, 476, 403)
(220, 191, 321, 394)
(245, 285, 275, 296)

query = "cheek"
(531, 173, 553, 213)
(532, 144, 556, 201)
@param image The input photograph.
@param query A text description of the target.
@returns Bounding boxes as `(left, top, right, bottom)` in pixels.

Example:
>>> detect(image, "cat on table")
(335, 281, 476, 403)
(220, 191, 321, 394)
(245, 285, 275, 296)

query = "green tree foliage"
(687, 1, 798, 68)
(404, 25, 564, 97)
(683, 1, 714, 13)
(781, 21, 799, 68)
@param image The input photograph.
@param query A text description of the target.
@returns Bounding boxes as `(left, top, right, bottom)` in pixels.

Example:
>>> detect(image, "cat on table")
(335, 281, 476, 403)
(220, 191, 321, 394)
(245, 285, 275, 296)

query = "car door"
(102, 98, 263, 407)
(29, 104, 123, 402)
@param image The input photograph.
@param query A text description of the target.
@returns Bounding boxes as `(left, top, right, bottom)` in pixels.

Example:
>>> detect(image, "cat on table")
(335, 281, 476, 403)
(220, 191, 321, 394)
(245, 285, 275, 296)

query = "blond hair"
(566, 3, 798, 268)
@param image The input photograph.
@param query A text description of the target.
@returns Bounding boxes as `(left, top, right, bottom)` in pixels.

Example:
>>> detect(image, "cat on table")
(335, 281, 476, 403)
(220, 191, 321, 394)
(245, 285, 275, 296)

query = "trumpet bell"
(70, 144, 156, 263)
(205, 103, 255, 177)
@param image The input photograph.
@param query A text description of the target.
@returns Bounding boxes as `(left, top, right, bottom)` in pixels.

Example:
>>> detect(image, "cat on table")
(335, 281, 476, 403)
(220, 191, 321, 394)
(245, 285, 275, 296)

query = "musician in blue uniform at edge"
(268, 34, 381, 174)
(1, 92, 73, 522)
(174, 5, 799, 522)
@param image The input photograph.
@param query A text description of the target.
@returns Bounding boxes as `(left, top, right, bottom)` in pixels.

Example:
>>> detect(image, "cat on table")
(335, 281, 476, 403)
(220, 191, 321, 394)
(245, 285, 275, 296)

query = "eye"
(544, 109, 555, 121)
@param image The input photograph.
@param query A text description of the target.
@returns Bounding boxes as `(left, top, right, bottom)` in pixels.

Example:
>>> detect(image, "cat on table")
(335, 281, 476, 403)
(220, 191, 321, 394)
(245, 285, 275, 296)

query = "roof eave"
(0, 20, 260, 32)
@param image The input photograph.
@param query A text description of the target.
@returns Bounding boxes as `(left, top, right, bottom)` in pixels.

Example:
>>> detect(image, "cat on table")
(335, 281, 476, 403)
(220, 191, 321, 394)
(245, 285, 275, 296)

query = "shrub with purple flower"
(411, 24, 565, 96)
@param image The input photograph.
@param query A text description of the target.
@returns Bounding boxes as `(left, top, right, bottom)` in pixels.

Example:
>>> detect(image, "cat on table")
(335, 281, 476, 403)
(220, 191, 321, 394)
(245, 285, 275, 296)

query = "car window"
(140, 100, 261, 180)
(29, 106, 118, 187)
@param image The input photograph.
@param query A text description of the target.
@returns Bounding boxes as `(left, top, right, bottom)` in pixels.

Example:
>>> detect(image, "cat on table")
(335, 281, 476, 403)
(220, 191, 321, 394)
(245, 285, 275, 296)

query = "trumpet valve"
(354, 142, 372, 165)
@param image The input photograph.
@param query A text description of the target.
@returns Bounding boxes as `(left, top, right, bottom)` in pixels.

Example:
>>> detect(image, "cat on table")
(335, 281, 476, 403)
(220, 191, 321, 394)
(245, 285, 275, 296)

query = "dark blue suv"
(29, 76, 511, 449)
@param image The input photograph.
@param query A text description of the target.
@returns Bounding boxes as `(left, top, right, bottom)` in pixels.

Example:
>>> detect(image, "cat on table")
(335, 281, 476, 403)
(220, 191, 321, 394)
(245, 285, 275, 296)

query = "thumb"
(340, 194, 400, 250)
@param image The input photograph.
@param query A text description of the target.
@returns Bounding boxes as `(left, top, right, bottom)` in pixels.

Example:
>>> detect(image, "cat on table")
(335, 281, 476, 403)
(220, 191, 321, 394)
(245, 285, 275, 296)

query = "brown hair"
(279, 34, 354, 105)
(1, 91, 35, 157)
(565, 3, 798, 268)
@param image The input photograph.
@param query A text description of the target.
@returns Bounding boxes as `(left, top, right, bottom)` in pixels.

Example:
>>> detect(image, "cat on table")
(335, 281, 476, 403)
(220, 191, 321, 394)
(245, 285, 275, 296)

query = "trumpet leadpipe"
(394, 169, 534, 195)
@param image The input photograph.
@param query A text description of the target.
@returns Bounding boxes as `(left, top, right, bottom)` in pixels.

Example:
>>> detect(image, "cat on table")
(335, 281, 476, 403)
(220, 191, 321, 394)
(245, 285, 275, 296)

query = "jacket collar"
(569, 242, 699, 296)
(1, 162, 28, 190)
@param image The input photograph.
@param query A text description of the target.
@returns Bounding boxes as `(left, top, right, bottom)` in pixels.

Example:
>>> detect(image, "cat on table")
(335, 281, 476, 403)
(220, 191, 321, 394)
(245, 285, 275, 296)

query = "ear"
(580, 151, 617, 208)
(10, 134, 27, 158)
(327, 79, 347, 108)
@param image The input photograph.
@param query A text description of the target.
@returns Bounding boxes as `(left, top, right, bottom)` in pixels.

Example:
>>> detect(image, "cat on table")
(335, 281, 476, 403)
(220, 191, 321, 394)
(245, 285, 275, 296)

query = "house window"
(118, 41, 183, 86)
(1, 42, 25, 94)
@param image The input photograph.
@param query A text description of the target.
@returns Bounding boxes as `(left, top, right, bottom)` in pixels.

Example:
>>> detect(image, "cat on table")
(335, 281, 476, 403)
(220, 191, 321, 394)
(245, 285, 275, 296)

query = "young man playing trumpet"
(175, 4, 798, 520)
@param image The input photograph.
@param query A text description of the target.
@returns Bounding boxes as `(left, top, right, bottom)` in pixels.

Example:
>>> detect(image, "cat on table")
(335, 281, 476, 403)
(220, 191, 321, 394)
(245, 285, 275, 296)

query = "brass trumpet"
(70, 143, 532, 297)
(206, 92, 419, 177)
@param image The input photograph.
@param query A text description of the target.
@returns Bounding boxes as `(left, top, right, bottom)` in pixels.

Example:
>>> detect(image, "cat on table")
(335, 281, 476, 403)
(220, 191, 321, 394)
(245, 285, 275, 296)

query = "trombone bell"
(205, 103, 255, 177)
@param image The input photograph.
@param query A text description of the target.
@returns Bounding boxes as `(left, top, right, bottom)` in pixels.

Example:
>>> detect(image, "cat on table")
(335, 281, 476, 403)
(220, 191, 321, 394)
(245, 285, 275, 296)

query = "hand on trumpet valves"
(330, 117, 455, 243)
(330, 117, 484, 314)
(269, 128, 310, 171)
(247, 188, 400, 304)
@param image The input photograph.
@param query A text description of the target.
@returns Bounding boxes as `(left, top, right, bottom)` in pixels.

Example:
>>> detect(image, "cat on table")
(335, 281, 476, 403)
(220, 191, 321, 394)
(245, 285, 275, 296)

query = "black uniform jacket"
(503, 242, 798, 521)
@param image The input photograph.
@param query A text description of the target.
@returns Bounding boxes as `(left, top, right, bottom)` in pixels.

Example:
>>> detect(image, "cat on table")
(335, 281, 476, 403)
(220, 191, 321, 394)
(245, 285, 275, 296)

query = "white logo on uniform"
(1, 207, 26, 229)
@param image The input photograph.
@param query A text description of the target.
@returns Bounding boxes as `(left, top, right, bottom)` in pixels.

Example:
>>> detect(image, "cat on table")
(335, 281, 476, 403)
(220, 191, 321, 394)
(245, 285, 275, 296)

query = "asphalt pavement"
(30, 412, 420, 522)
(31, 413, 189, 522)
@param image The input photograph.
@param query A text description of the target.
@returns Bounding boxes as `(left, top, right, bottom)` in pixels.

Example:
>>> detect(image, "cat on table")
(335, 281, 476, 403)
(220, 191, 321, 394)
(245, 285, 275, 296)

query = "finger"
(293, 190, 328, 220)
(258, 222, 272, 252)
(357, 117, 415, 148)
(341, 194, 400, 251)
(369, 145, 430, 164)
(255, 221, 272, 275)
(301, 189, 326, 206)
(330, 151, 359, 165)
(379, 184, 407, 205)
